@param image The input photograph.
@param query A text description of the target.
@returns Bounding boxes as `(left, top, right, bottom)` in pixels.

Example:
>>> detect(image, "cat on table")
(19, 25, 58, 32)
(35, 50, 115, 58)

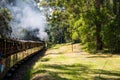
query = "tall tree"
(40, 0, 120, 53)
(0, 8, 12, 38)
(95, 0, 103, 50)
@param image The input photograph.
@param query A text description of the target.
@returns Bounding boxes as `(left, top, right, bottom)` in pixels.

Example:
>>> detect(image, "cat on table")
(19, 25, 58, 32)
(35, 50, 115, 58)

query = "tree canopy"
(40, 0, 120, 53)
(0, 0, 120, 53)
(0, 8, 12, 38)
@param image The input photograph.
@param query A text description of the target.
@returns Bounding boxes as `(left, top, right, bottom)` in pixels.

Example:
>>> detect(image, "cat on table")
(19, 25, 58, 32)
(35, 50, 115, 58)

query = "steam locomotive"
(0, 38, 45, 80)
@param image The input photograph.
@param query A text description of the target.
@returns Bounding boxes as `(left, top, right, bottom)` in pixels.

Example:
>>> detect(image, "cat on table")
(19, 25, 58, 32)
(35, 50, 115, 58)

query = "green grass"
(50, 43, 71, 49)
(25, 43, 120, 80)
(24, 69, 32, 80)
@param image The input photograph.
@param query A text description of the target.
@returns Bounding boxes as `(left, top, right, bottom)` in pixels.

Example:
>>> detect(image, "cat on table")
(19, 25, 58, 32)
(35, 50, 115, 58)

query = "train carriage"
(0, 38, 44, 80)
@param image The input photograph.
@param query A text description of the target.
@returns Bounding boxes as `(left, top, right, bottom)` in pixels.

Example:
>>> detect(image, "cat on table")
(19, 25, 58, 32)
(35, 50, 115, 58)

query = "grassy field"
(25, 43, 120, 80)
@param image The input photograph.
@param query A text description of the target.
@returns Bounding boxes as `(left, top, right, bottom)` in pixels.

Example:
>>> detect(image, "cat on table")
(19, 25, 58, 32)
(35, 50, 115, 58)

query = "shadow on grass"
(87, 55, 112, 58)
(92, 69, 120, 80)
(32, 64, 91, 80)
(40, 57, 50, 62)
(32, 73, 68, 80)
(32, 63, 120, 80)
(94, 76, 120, 80)
(45, 52, 64, 56)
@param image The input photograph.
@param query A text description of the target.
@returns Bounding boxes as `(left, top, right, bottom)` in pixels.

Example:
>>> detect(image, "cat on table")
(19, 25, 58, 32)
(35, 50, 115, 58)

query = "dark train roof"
(0, 38, 43, 43)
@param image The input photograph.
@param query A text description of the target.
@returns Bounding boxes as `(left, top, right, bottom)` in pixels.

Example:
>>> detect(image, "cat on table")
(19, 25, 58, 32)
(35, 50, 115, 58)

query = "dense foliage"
(0, 8, 12, 38)
(40, 0, 120, 53)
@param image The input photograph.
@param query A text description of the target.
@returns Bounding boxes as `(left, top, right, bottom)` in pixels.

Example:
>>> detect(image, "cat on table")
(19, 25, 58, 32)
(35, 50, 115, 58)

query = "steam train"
(0, 38, 45, 80)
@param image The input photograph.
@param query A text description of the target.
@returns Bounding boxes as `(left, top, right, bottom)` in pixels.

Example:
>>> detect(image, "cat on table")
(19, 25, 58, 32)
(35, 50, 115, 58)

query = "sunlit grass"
(25, 43, 120, 80)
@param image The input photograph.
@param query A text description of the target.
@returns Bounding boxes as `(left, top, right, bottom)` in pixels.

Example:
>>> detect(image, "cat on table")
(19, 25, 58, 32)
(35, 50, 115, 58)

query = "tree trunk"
(95, 0, 103, 51)
(96, 23, 103, 50)
(114, 1, 120, 52)
(113, 0, 117, 15)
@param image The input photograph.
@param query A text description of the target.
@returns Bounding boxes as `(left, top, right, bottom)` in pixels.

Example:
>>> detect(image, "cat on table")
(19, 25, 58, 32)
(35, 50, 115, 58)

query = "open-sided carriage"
(0, 38, 44, 79)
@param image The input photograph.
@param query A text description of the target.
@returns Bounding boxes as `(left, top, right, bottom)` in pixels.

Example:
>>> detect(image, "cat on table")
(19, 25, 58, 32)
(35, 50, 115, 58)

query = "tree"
(40, 0, 120, 53)
(0, 8, 12, 38)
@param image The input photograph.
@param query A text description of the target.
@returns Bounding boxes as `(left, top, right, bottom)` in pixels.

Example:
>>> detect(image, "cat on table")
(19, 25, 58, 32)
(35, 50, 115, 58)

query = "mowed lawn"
(26, 43, 120, 80)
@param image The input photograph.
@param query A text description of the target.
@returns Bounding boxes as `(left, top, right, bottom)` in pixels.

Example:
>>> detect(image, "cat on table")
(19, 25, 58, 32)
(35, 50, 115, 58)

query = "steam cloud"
(6, 0, 48, 41)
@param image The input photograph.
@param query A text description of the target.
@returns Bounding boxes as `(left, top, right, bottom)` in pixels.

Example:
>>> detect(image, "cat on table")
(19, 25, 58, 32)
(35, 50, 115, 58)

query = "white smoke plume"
(6, 0, 48, 41)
